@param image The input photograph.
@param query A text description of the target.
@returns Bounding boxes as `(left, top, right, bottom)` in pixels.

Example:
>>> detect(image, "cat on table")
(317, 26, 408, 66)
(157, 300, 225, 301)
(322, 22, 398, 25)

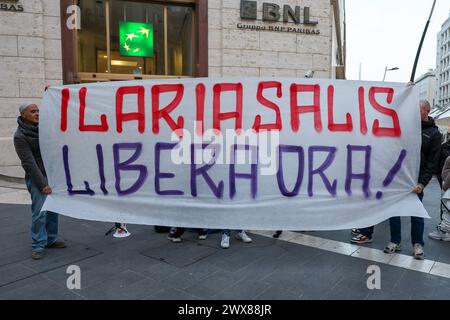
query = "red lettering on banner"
(213, 83, 243, 133)
(116, 86, 145, 134)
(290, 84, 322, 133)
(152, 84, 185, 135)
(195, 83, 205, 136)
(60, 88, 69, 132)
(358, 87, 368, 135)
(253, 81, 282, 132)
(60, 81, 407, 138)
(79, 87, 109, 132)
(327, 85, 353, 132)
(369, 87, 401, 137)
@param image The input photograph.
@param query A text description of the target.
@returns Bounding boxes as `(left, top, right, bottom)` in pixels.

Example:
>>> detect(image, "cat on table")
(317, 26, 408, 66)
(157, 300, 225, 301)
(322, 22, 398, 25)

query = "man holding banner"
(384, 99, 441, 260)
(14, 102, 66, 260)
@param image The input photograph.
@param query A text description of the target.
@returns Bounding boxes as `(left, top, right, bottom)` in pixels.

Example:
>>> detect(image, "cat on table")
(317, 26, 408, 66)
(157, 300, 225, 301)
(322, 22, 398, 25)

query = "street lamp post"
(383, 66, 399, 81)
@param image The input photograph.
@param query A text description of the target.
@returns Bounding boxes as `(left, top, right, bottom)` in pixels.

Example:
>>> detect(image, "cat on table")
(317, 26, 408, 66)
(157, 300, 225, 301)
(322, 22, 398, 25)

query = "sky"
(345, 0, 450, 82)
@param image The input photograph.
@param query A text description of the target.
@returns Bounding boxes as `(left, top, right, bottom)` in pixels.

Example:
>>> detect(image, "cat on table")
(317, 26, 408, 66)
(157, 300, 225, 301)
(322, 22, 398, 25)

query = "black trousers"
(173, 228, 207, 237)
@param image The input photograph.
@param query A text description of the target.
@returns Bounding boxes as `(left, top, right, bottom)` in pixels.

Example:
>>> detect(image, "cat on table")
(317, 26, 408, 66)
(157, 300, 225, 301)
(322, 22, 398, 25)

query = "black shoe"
(167, 233, 182, 243)
(198, 231, 208, 240)
(46, 241, 66, 248)
(31, 250, 45, 260)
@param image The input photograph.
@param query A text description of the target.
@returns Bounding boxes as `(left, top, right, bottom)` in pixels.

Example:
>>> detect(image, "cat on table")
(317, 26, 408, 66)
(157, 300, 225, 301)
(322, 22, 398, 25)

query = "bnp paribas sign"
(119, 22, 154, 57)
(238, 0, 320, 35)
(0, 0, 23, 12)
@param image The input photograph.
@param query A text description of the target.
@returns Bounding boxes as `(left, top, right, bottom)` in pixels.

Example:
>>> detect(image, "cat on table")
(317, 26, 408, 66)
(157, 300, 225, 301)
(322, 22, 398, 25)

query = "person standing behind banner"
(14, 102, 66, 260)
(436, 139, 450, 188)
(428, 155, 450, 241)
(220, 229, 252, 249)
(167, 227, 208, 242)
(384, 99, 441, 260)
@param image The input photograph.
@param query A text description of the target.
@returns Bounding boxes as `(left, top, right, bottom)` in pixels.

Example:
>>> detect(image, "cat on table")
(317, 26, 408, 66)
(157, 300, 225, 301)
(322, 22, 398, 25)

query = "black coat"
(13, 117, 47, 190)
(419, 117, 441, 187)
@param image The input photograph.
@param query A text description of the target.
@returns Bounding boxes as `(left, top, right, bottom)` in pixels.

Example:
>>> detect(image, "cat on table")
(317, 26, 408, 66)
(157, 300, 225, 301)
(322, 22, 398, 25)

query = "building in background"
(415, 69, 436, 109)
(433, 11, 450, 139)
(0, 0, 346, 167)
(436, 11, 450, 111)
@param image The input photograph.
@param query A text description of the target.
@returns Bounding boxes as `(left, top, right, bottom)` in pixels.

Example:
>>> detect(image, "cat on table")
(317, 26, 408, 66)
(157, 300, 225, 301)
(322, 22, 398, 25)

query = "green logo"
(119, 22, 154, 57)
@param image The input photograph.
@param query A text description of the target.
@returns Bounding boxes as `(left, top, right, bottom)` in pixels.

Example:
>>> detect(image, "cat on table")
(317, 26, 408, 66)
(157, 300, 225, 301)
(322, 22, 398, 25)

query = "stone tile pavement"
(0, 178, 449, 300)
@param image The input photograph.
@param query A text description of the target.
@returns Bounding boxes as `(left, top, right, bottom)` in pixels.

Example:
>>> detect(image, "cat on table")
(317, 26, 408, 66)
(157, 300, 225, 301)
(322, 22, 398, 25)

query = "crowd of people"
(13, 89, 450, 260)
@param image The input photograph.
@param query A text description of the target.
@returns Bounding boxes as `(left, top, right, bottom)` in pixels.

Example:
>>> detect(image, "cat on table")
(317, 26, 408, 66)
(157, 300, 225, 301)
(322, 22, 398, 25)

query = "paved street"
(0, 177, 450, 300)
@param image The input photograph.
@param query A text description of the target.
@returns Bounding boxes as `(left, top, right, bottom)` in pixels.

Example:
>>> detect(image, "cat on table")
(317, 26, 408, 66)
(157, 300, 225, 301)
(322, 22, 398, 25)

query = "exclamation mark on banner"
(376, 149, 407, 200)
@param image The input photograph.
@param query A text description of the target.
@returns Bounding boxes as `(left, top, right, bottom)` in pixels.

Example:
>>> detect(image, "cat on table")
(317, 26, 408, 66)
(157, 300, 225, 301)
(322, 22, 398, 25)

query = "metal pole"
(383, 66, 387, 82)
(359, 62, 362, 80)
(410, 0, 437, 82)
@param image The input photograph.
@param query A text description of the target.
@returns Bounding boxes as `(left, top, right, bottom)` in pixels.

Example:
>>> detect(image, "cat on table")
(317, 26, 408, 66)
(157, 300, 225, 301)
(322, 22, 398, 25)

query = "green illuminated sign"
(119, 22, 154, 57)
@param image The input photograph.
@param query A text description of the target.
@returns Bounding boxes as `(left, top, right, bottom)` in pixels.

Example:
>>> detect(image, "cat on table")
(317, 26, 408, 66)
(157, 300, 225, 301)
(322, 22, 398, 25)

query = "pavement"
(1, 172, 450, 300)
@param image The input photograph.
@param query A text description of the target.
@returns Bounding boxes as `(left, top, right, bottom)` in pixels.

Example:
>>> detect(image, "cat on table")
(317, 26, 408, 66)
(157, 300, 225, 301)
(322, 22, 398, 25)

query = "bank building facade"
(0, 0, 345, 167)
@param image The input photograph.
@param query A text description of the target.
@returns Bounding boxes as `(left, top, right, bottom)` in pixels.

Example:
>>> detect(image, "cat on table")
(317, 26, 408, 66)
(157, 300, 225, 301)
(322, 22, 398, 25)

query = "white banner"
(40, 77, 428, 230)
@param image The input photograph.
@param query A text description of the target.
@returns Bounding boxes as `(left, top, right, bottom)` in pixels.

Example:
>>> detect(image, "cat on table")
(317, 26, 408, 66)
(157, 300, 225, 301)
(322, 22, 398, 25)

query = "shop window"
(75, 0, 195, 81)
(77, 0, 107, 73)
(167, 6, 194, 76)
(109, 0, 165, 76)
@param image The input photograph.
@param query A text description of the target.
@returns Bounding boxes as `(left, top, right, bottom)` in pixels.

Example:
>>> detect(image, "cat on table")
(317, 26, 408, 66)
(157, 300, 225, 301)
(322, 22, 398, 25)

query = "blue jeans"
(389, 192, 424, 246)
(26, 178, 58, 251)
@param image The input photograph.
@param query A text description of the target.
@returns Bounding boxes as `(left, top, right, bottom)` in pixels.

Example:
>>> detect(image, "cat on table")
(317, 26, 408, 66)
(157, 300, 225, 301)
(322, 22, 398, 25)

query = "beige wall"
(0, 0, 63, 166)
(208, 0, 335, 79)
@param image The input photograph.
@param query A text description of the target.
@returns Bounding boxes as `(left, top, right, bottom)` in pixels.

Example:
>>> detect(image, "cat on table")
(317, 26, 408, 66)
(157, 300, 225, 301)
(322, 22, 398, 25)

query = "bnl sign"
(241, 0, 318, 25)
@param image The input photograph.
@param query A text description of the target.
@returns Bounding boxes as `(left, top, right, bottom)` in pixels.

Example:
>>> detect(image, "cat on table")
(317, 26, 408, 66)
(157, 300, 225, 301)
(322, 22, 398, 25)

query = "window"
(77, 0, 107, 73)
(167, 6, 194, 76)
(75, 0, 196, 82)
(109, 1, 165, 76)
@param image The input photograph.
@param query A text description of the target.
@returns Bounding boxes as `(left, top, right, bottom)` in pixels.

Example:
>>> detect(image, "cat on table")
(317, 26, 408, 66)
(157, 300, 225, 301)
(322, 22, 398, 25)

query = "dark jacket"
(13, 117, 47, 190)
(436, 139, 450, 187)
(442, 156, 450, 191)
(419, 117, 441, 187)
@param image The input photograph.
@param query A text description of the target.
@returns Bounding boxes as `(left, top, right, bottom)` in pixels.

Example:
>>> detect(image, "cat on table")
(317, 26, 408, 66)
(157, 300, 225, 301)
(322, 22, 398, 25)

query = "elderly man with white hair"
(13, 101, 66, 260)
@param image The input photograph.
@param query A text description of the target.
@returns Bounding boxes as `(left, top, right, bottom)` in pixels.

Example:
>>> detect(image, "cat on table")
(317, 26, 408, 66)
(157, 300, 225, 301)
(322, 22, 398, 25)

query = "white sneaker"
(428, 228, 450, 241)
(384, 242, 401, 254)
(413, 243, 424, 260)
(236, 231, 252, 243)
(113, 224, 131, 238)
(221, 234, 230, 249)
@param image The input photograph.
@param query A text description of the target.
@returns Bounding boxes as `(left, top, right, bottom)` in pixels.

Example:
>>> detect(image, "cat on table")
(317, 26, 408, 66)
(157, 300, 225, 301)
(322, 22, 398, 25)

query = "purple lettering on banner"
(62, 145, 95, 196)
(155, 142, 184, 196)
(113, 143, 148, 196)
(230, 144, 258, 199)
(345, 145, 372, 198)
(190, 144, 224, 199)
(277, 145, 305, 197)
(383, 149, 407, 187)
(308, 146, 337, 197)
(96, 144, 108, 195)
